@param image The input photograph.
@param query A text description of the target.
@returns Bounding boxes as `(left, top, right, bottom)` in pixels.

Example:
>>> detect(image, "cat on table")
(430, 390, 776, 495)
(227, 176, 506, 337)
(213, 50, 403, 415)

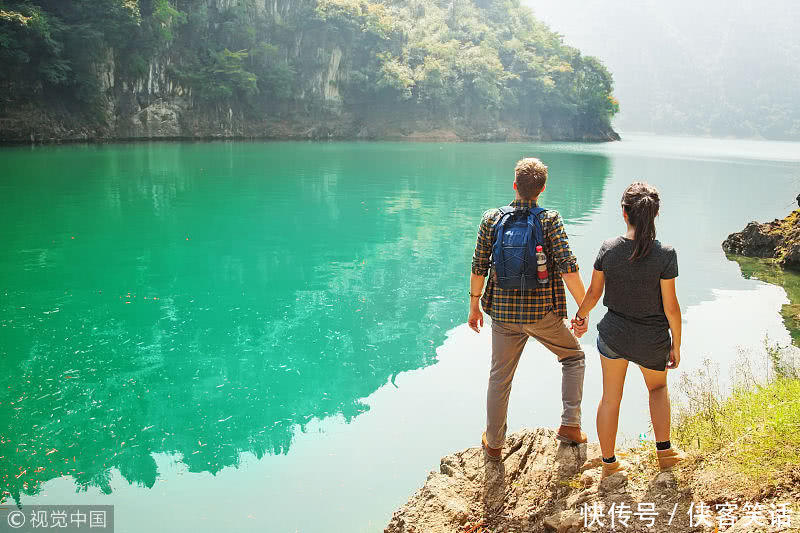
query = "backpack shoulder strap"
(492, 206, 515, 229)
(491, 208, 514, 280)
(527, 207, 547, 248)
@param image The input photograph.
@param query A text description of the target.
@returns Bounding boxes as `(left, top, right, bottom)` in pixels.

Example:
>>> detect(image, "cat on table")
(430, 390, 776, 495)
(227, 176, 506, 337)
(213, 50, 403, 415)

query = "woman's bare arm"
(660, 278, 682, 369)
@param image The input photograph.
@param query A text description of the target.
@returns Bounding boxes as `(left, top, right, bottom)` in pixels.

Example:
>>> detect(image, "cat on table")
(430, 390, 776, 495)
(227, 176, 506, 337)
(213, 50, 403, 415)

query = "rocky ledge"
(385, 428, 795, 533)
(0, 101, 620, 144)
(722, 209, 800, 269)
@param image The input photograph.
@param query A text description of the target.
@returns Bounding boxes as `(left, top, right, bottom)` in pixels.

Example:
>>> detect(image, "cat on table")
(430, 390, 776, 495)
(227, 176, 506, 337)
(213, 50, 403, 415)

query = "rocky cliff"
(723, 210, 800, 270)
(0, 0, 620, 143)
(385, 428, 797, 533)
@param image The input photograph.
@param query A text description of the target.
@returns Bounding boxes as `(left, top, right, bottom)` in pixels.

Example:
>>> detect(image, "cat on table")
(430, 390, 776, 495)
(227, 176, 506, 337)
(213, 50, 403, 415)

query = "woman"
(573, 182, 685, 478)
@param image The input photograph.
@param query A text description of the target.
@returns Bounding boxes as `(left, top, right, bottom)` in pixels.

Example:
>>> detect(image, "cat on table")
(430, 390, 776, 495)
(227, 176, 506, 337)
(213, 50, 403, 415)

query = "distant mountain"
(529, 0, 800, 140)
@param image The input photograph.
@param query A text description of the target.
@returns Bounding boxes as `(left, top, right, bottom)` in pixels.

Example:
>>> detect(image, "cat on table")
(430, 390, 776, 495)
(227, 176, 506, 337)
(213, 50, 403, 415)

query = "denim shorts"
(596, 335, 624, 360)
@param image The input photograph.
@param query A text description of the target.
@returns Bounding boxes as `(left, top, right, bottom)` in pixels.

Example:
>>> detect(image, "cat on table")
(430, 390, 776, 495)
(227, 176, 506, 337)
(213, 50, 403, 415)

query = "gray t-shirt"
(593, 237, 678, 370)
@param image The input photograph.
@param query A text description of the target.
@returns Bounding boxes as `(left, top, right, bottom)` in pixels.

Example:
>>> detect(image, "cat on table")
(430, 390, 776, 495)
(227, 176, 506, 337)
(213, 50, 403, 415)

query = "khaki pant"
(486, 311, 585, 448)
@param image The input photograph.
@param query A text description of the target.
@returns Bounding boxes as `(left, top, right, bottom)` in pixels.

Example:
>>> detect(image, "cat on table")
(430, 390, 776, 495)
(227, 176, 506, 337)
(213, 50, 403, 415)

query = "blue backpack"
(491, 206, 547, 290)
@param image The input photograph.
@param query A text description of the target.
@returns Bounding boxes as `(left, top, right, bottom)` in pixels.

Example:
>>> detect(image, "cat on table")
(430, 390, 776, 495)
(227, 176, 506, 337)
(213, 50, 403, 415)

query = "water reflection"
(0, 142, 609, 503)
(728, 255, 800, 345)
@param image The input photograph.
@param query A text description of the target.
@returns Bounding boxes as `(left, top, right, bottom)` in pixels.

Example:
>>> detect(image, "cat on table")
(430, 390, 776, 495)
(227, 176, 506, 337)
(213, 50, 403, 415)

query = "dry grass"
(672, 344, 800, 501)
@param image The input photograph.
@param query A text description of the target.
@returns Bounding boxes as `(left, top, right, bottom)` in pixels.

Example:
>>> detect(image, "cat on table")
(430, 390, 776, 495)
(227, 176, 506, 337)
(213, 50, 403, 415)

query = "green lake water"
(1, 135, 799, 531)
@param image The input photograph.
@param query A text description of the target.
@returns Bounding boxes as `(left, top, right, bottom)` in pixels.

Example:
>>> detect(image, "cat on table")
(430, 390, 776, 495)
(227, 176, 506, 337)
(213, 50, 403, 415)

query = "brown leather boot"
(482, 432, 502, 462)
(601, 458, 628, 479)
(657, 446, 686, 470)
(556, 424, 588, 445)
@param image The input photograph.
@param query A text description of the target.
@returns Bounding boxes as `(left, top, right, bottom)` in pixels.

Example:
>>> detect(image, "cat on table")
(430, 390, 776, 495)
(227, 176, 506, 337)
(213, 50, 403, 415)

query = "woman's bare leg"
(639, 365, 670, 442)
(597, 354, 629, 459)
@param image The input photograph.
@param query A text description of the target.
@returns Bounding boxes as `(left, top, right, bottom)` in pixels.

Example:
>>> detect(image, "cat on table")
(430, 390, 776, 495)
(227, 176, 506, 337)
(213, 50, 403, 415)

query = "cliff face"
(0, 0, 620, 143)
(2, 0, 353, 141)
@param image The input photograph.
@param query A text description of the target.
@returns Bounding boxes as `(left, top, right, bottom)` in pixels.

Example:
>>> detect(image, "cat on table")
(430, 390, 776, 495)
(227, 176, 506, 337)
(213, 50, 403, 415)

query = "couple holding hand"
(468, 158, 684, 478)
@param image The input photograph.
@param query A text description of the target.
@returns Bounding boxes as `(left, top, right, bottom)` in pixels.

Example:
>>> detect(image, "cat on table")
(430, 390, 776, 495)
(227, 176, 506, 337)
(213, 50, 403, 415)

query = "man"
(469, 157, 589, 461)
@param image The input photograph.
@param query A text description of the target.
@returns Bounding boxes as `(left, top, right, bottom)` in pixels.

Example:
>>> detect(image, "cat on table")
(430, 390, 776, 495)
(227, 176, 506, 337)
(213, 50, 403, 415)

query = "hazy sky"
(527, 0, 800, 139)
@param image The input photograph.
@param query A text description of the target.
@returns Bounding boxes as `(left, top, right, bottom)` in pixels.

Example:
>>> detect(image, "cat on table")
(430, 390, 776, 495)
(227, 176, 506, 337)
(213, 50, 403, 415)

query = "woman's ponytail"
(622, 182, 660, 261)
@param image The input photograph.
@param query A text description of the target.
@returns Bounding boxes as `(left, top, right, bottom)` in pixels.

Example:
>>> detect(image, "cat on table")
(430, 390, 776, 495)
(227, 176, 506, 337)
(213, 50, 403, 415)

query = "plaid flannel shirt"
(471, 199, 579, 323)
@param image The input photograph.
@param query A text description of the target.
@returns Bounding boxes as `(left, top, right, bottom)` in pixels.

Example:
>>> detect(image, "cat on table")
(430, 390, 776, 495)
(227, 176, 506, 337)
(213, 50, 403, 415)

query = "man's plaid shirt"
(472, 198, 579, 323)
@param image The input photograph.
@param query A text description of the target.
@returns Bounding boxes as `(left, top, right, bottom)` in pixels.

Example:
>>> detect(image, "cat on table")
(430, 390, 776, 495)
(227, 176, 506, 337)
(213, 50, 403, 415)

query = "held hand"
(667, 345, 681, 369)
(570, 316, 588, 338)
(468, 308, 484, 333)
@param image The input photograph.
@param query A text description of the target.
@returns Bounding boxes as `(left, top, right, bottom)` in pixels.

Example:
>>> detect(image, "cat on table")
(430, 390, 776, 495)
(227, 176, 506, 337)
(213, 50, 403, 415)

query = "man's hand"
(468, 307, 484, 333)
(468, 273, 487, 333)
(570, 316, 588, 338)
(667, 344, 681, 369)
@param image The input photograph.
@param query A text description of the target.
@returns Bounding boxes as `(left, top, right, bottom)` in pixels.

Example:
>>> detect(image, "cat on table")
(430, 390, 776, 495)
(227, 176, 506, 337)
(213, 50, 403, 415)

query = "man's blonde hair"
(514, 158, 548, 199)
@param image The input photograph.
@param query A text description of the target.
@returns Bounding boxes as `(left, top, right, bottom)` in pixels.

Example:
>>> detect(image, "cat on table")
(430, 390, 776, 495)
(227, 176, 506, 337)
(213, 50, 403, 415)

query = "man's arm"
(562, 271, 586, 308)
(572, 268, 604, 338)
(546, 213, 583, 305)
(468, 210, 494, 333)
(468, 273, 486, 333)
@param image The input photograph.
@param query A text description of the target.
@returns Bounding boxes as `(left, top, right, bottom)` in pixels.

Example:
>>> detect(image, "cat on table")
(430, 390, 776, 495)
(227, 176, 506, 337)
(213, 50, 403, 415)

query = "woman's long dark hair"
(622, 182, 660, 261)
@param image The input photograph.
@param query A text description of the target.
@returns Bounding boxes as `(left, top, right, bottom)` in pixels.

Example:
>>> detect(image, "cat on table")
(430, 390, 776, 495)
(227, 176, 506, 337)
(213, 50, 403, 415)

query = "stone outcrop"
(384, 428, 589, 533)
(126, 98, 185, 139)
(385, 428, 796, 533)
(723, 210, 800, 270)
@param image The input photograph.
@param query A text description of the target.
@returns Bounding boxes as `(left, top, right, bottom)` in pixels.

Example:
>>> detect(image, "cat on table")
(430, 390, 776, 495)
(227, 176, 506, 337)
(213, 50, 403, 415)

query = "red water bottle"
(536, 245, 548, 284)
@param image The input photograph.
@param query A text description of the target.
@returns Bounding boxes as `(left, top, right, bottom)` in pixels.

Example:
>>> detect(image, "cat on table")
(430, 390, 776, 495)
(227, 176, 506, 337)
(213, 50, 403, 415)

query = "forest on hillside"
(0, 0, 619, 141)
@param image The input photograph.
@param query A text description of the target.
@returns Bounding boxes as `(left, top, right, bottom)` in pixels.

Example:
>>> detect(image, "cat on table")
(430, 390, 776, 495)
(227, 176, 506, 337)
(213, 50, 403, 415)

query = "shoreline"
(0, 132, 622, 147)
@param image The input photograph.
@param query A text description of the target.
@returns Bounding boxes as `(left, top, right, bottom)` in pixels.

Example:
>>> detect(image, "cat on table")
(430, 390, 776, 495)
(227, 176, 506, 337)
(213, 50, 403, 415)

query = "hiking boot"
(482, 432, 502, 462)
(556, 424, 588, 445)
(657, 446, 686, 470)
(601, 458, 627, 479)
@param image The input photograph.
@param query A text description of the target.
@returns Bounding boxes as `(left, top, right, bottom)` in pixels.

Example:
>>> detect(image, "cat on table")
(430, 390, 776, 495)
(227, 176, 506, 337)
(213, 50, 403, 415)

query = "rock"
(388, 426, 799, 533)
(384, 428, 587, 533)
(598, 471, 628, 492)
(544, 509, 582, 532)
(566, 487, 597, 508)
(652, 471, 678, 490)
(544, 512, 561, 530)
(781, 244, 800, 269)
(580, 471, 597, 487)
(127, 98, 186, 138)
(723, 221, 783, 258)
(560, 510, 582, 532)
(722, 210, 800, 269)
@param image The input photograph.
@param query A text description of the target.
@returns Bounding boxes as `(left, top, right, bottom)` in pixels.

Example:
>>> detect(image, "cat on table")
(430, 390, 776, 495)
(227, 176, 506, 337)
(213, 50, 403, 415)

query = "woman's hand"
(667, 345, 680, 369)
(571, 315, 588, 338)
(661, 278, 682, 370)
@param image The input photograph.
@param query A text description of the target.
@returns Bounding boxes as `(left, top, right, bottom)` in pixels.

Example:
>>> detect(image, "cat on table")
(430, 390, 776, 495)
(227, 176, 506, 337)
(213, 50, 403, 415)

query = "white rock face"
(129, 98, 186, 138)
